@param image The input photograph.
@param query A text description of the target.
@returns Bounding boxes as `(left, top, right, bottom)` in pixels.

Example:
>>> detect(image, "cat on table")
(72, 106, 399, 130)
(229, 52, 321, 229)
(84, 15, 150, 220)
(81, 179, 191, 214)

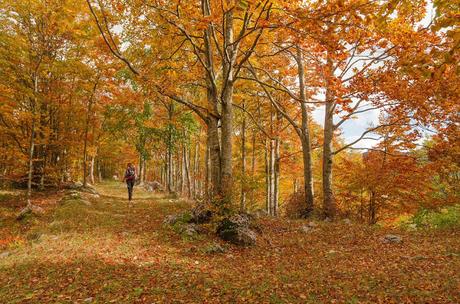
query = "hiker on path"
(122, 163, 137, 205)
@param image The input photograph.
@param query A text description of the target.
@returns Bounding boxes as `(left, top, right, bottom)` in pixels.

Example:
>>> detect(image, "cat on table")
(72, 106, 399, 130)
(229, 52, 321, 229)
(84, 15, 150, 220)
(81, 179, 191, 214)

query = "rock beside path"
(204, 243, 226, 254)
(383, 234, 403, 244)
(16, 204, 44, 220)
(217, 213, 257, 246)
(144, 181, 163, 192)
(190, 205, 212, 224)
(0, 251, 10, 259)
(65, 181, 99, 195)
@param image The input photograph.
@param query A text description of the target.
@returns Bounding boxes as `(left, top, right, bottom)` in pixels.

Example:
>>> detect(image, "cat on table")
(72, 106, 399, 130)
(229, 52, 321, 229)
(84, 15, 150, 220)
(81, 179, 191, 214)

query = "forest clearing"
(1, 182, 459, 303)
(0, 0, 459, 303)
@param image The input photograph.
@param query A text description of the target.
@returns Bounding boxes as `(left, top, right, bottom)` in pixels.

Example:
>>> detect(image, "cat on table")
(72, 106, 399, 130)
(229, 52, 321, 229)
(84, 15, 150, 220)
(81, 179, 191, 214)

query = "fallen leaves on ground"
(0, 183, 459, 303)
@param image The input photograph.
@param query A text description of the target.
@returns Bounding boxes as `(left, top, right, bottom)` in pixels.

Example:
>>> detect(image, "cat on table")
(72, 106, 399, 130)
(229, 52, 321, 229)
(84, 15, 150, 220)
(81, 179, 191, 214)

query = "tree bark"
(368, 191, 376, 224)
(142, 157, 146, 182)
(323, 69, 336, 218)
(89, 155, 95, 185)
(240, 102, 247, 211)
(193, 135, 200, 197)
(83, 79, 98, 187)
(273, 135, 280, 216)
(184, 144, 192, 198)
(265, 139, 270, 214)
(167, 104, 174, 193)
(296, 45, 315, 214)
(97, 159, 102, 182)
(206, 117, 221, 198)
(219, 4, 237, 205)
(26, 131, 35, 200)
(138, 154, 144, 186)
(249, 128, 257, 206)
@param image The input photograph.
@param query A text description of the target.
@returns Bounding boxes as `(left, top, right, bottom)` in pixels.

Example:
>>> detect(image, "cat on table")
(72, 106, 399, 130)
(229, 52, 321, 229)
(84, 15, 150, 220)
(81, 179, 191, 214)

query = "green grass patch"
(399, 204, 460, 229)
(0, 193, 14, 202)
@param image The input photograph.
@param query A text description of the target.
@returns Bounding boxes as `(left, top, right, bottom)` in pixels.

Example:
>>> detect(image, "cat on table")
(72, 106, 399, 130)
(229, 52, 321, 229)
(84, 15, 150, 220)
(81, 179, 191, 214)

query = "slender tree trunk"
(167, 105, 173, 193)
(369, 191, 376, 224)
(265, 140, 270, 214)
(269, 138, 275, 216)
(249, 128, 256, 206)
(143, 157, 146, 182)
(177, 150, 182, 194)
(83, 79, 98, 187)
(26, 73, 41, 207)
(240, 102, 247, 211)
(273, 136, 280, 216)
(39, 154, 45, 190)
(205, 141, 210, 197)
(296, 45, 315, 214)
(89, 155, 95, 184)
(184, 144, 192, 198)
(138, 154, 144, 186)
(26, 86, 38, 207)
(26, 127, 35, 208)
(168, 150, 173, 192)
(97, 159, 102, 182)
(193, 136, 200, 198)
(323, 85, 336, 218)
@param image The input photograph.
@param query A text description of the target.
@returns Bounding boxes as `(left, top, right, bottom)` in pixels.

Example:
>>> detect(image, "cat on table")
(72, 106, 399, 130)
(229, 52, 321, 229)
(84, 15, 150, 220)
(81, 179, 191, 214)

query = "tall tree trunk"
(273, 136, 280, 216)
(265, 140, 270, 214)
(219, 4, 236, 205)
(240, 102, 247, 211)
(202, 0, 222, 200)
(39, 154, 46, 190)
(296, 45, 315, 214)
(26, 126, 35, 207)
(167, 104, 173, 193)
(323, 84, 336, 218)
(26, 74, 38, 207)
(193, 135, 200, 198)
(207, 117, 221, 198)
(184, 144, 192, 198)
(138, 154, 144, 186)
(249, 128, 256, 206)
(143, 157, 146, 182)
(89, 155, 95, 185)
(368, 191, 376, 224)
(97, 159, 102, 182)
(269, 138, 275, 216)
(83, 79, 98, 187)
(268, 110, 275, 215)
(220, 100, 234, 204)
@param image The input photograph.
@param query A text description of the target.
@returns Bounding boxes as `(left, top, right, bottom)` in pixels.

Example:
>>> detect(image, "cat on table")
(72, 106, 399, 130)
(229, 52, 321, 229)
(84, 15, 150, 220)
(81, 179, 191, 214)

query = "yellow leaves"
(238, 0, 250, 11)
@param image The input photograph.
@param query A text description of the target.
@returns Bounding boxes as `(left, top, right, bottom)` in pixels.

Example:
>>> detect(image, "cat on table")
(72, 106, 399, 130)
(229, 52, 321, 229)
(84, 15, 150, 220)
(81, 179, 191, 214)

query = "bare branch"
(86, 0, 139, 75)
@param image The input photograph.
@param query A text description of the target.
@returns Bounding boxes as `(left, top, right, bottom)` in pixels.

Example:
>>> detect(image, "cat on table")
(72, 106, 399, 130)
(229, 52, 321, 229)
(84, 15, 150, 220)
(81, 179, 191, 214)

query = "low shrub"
(399, 204, 460, 229)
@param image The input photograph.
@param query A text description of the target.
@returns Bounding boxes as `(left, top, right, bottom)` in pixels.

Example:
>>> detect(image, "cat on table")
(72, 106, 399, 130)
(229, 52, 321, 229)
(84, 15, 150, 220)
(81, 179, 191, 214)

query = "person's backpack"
(126, 167, 135, 180)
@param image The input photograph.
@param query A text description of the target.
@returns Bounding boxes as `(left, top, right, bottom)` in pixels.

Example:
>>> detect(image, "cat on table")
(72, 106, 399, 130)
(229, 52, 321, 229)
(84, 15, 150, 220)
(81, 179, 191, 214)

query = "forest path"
(0, 182, 459, 303)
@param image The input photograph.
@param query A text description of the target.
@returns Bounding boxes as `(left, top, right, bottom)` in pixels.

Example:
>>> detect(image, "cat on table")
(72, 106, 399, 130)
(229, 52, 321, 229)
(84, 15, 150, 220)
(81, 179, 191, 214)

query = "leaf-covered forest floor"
(0, 182, 459, 303)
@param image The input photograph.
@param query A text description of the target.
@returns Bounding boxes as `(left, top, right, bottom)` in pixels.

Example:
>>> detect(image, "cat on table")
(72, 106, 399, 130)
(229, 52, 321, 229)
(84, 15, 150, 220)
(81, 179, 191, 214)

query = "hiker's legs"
(127, 180, 134, 201)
